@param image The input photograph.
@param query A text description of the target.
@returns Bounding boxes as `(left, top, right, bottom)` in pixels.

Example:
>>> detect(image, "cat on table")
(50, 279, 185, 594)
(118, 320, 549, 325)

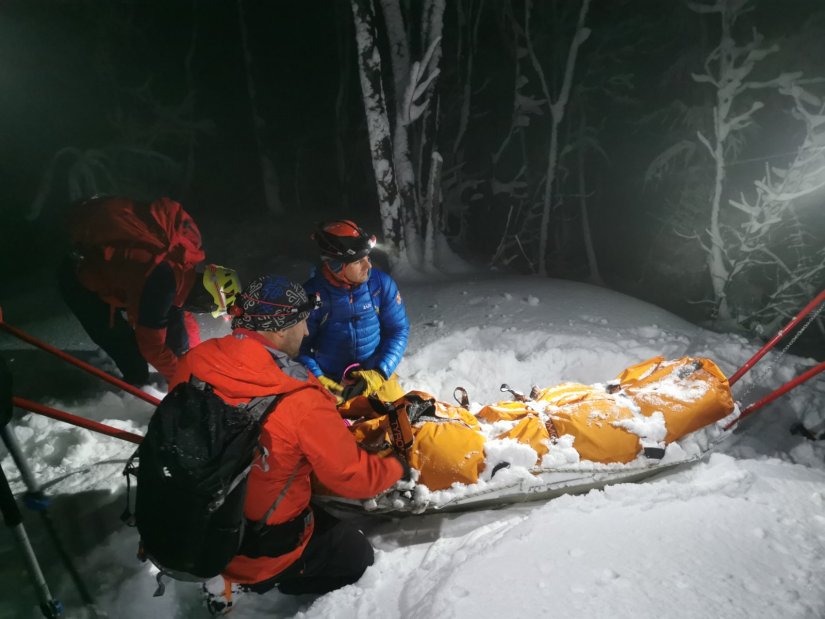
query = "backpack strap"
(185, 377, 284, 512)
(183, 379, 313, 527)
(248, 385, 314, 530)
(239, 505, 312, 559)
(245, 393, 281, 423)
(188, 376, 280, 423)
(121, 453, 139, 526)
(251, 462, 302, 531)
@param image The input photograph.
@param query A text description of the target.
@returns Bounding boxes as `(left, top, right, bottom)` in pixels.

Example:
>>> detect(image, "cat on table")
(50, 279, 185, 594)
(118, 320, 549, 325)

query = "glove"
(318, 375, 344, 404)
(318, 375, 343, 393)
(349, 369, 385, 396)
(391, 453, 413, 482)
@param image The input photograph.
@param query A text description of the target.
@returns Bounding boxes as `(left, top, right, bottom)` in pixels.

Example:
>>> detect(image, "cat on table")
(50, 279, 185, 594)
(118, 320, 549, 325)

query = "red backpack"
(68, 196, 206, 311)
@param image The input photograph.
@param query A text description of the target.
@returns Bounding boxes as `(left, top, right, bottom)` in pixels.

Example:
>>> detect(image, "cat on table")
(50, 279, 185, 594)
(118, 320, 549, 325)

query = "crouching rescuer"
(124, 275, 408, 615)
(59, 195, 241, 387)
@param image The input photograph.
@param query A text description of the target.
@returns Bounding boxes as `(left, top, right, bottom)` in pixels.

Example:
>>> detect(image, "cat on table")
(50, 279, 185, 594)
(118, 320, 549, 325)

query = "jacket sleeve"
(136, 263, 182, 384)
(296, 392, 404, 499)
(366, 273, 410, 379)
(183, 311, 201, 348)
(169, 356, 193, 390)
(296, 282, 325, 378)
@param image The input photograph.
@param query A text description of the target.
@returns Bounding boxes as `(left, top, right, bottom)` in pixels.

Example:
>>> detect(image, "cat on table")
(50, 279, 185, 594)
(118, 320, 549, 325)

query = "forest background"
(2, 0, 824, 355)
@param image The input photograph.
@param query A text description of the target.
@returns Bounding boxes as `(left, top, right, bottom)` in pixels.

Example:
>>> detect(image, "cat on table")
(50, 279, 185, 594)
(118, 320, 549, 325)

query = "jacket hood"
(183, 333, 316, 400)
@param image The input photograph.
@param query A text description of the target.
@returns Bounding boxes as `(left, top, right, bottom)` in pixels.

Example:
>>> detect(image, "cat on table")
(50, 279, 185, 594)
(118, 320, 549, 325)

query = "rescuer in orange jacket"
(57, 196, 240, 386)
(170, 274, 407, 614)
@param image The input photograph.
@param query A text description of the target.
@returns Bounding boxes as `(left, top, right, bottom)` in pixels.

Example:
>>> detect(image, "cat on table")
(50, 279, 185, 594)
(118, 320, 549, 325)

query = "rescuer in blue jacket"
(298, 220, 410, 400)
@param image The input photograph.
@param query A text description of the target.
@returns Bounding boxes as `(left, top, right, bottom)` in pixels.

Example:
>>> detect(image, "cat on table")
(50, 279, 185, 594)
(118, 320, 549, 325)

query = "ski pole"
(0, 306, 160, 407)
(728, 289, 825, 386)
(1, 425, 102, 614)
(12, 397, 144, 445)
(0, 461, 63, 618)
(725, 358, 825, 429)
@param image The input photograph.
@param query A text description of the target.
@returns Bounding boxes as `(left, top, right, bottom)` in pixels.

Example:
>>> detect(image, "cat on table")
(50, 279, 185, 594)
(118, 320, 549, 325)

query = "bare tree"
(488, 0, 592, 276)
(727, 82, 825, 333)
(576, 113, 603, 285)
(687, 0, 799, 320)
(524, 0, 592, 276)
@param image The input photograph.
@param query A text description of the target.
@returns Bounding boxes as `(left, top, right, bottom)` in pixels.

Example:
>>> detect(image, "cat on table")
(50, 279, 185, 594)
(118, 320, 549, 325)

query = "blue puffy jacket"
(298, 267, 410, 381)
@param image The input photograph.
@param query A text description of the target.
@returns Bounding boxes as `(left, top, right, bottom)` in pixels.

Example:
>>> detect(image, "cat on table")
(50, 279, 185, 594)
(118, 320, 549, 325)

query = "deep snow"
(2, 273, 825, 618)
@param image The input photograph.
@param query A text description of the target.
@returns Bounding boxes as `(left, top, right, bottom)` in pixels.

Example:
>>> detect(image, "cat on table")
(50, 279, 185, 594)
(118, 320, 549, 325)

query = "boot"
(202, 575, 244, 616)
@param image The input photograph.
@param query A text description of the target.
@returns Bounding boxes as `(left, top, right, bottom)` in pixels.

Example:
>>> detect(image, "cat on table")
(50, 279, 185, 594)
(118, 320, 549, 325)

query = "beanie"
(230, 275, 315, 332)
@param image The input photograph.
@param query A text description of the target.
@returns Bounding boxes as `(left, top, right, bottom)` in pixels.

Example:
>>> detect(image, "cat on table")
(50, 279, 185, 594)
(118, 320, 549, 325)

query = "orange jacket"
(171, 332, 403, 584)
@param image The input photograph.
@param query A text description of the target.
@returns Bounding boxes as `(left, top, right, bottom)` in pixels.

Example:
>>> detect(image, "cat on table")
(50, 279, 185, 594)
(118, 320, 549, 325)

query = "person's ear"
(257, 330, 282, 348)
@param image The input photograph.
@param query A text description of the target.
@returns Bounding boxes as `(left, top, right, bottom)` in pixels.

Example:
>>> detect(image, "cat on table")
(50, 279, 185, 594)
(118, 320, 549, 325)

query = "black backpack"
(122, 377, 305, 587)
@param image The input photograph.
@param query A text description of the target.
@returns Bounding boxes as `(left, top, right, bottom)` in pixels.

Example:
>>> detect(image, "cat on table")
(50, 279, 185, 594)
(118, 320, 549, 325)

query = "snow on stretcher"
(315, 355, 741, 515)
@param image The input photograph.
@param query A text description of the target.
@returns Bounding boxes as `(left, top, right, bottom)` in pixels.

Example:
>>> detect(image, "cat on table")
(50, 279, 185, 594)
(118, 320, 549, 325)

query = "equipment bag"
(122, 377, 304, 584)
(68, 196, 206, 308)
(347, 392, 486, 492)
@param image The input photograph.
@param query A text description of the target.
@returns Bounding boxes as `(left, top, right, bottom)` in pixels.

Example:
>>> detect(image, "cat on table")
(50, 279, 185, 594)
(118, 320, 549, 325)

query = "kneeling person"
(171, 275, 406, 613)
(299, 219, 410, 403)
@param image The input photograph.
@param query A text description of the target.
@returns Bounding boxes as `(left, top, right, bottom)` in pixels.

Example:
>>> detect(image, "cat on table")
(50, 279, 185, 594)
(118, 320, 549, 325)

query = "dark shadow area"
(3, 349, 131, 404)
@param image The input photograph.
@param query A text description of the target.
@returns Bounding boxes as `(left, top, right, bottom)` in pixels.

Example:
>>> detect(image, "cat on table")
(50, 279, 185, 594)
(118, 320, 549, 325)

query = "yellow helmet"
(202, 264, 241, 317)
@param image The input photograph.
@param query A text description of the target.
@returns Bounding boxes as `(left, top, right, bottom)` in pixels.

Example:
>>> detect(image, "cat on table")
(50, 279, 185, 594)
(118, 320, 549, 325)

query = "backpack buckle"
(255, 445, 270, 472)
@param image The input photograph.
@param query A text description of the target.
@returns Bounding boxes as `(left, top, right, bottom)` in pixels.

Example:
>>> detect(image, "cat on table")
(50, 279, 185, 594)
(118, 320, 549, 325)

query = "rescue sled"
(314, 290, 825, 516)
(315, 438, 731, 516)
(314, 355, 740, 515)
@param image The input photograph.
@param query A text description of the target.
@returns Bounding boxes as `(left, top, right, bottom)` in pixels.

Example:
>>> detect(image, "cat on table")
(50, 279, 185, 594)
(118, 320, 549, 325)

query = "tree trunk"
(453, 0, 484, 156)
(525, 0, 591, 276)
(351, 0, 403, 261)
(708, 135, 730, 319)
(379, 0, 417, 227)
(706, 2, 735, 321)
(578, 114, 602, 285)
(423, 150, 443, 268)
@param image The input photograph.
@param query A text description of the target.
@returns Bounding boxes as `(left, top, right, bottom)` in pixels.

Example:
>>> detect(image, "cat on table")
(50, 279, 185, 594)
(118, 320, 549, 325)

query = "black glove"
(341, 377, 367, 402)
(391, 453, 412, 482)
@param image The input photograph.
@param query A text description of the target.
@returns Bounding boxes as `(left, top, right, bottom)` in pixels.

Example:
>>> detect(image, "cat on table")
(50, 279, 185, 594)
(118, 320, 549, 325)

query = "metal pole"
(0, 460, 63, 618)
(729, 289, 825, 386)
(1, 356, 63, 618)
(726, 359, 825, 429)
(12, 398, 144, 445)
(1, 425, 100, 612)
(0, 306, 160, 406)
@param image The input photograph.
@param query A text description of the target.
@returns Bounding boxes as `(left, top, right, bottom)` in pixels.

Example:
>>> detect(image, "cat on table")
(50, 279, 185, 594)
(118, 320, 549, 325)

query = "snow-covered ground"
(2, 273, 825, 618)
